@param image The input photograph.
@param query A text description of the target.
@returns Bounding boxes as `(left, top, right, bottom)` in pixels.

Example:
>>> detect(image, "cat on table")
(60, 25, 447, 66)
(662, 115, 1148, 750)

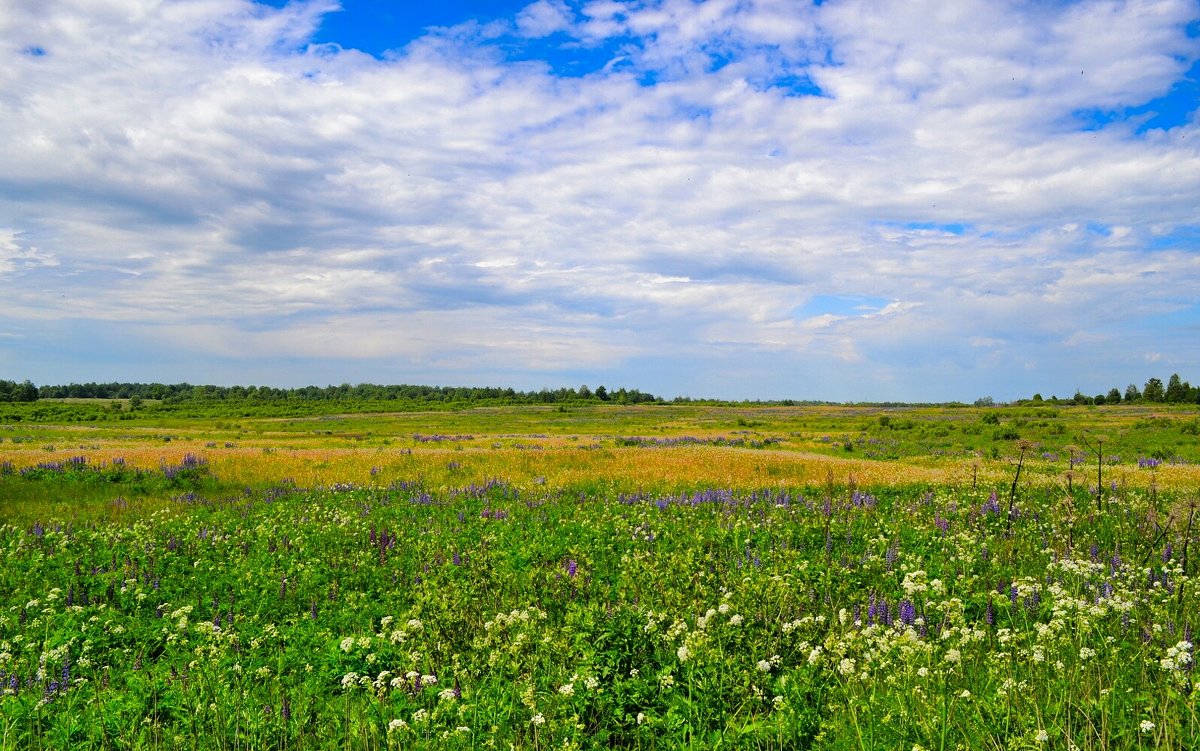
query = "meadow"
(1, 402, 1197, 749)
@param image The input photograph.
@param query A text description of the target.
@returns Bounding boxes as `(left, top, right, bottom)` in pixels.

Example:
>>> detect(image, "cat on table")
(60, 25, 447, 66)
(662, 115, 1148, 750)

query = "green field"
(1, 403, 1197, 749)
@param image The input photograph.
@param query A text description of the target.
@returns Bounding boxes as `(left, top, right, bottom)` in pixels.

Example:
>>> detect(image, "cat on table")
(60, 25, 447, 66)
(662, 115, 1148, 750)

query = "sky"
(2, 0, 1199, 402)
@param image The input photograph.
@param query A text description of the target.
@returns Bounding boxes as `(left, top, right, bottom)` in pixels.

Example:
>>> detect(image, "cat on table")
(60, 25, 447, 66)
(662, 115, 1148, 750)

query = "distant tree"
(594, 385, 609, 401)
(577, 384, 592, 399)
(1143, 378, 1165, 402)
(974, 396, 994, 407)
(0, 379, 39, 402)
(1031, 393, 1043, 402)
(1093, 394, 1106, 405)
(1166, 373, 1188, 403)
(1124, 383, 1141, 402)
(1073, 391, 1091, 405)
(1106, 387, 1122, 404)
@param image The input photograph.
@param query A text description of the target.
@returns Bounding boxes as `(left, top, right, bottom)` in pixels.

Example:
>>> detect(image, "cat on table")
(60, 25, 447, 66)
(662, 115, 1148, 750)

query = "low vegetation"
(1, 394, 1197, 749)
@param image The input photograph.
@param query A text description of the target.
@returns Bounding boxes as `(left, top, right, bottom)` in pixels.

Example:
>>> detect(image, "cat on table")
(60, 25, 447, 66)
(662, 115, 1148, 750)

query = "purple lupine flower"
(899, 599, 916, 626)
(985, 597, 995, 626)
(566, 559, 578, 578)
(1009, 584, 1018, 606)
(1163, 543, 1173, 562)
(281, 697, 291, 722)
(1025, 589, 1040, 611)
(452, 551, 462, 566)
(1090, 543, 1099, 562)
(885, 542, 898, 570)
(867, 593, 878, 624)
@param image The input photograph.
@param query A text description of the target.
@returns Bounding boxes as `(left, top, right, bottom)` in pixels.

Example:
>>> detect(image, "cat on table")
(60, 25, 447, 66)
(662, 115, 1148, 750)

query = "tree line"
(0, 379, 38, 402)
(1033, 373, 1200, 406)
(25, 381, 660, 406)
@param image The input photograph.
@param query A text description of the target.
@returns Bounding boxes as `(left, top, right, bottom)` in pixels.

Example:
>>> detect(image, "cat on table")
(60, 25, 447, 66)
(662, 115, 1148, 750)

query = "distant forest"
(2, 374, 1199, 410)
(2, 380, 659, 406)
(1029, 373, 1200, 406)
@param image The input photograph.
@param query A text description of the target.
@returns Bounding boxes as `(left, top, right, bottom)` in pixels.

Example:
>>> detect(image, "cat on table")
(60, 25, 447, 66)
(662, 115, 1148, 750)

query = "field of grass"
(1, 403, 1197, 749)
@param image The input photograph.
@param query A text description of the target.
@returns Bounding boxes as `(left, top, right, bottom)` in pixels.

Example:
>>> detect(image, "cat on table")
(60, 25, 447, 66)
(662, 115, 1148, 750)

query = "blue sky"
(2, 0, 1199, 402)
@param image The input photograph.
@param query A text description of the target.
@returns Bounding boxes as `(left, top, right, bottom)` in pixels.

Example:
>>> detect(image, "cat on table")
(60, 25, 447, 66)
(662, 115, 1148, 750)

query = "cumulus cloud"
(0, 0, 1198, 399)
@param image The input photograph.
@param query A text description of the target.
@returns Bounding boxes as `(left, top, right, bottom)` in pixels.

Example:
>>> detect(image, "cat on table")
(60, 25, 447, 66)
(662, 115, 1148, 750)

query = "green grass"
(0, 481, 1196, 749)
(0, 404, 1197, 748)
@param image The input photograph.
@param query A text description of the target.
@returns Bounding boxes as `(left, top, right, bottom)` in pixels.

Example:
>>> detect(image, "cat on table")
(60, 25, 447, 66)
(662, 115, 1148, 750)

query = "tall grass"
(0, 478, 1195, 749)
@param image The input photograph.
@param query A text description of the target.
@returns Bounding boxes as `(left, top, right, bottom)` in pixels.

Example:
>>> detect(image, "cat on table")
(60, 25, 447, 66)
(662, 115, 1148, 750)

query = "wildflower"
(1140, 720, 1155, 734)
(412, 709, 429, 724)
(729, 614, 744, 626)
(676, 645, 690, 662)
(558, 683, 574, 696)
(1035, 729, 1048, 743)
(837, 658, 856, 675)
(944, 649, 961, 664)
(756, 659, 772, 673)
(339, 637, 354, 653)
(531, 713, 546, 726)
(388, 719, 408, 732)
(439, 688, 458, 701)
(636, 712, 646, 725)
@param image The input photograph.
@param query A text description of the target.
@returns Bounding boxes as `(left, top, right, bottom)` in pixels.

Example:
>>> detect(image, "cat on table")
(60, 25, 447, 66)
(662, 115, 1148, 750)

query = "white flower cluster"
(1160, 641, 1194, 672)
